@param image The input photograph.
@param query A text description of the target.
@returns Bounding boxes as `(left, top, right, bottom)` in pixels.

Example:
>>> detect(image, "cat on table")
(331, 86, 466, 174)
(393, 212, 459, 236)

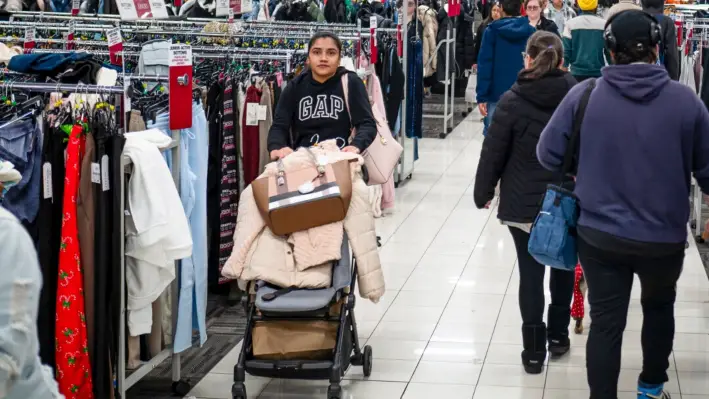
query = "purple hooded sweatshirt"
(537, 63, 709, 244)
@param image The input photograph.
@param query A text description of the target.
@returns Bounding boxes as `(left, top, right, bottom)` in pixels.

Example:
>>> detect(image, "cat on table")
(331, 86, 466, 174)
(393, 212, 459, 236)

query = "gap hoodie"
(537, 64, 709, 244)
(476, 17, 536, 104)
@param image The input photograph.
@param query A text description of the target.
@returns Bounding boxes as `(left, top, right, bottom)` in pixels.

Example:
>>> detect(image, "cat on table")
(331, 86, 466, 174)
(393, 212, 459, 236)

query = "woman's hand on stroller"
(342, 146, 361, 154)
(270, 147, 294, 160)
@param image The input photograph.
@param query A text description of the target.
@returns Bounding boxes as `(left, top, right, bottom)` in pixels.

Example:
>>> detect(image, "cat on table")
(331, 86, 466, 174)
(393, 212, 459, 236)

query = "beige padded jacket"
(221, 142, 386, 303)
(418, 5, 439, 78)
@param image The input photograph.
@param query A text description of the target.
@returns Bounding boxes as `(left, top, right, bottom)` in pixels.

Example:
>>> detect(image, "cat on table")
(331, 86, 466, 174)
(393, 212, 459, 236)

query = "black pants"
(579, 237, 684, 399)
(509, 227, 574, 334)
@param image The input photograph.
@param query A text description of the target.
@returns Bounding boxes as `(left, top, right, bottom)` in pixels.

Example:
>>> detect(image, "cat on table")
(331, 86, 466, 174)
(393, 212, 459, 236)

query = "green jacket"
(562, 12, 606, 77)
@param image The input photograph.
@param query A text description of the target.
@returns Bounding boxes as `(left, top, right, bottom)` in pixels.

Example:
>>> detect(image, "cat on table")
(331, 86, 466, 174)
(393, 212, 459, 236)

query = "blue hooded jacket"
(537, 64, 709, 244)
(476, 17, 536, 104)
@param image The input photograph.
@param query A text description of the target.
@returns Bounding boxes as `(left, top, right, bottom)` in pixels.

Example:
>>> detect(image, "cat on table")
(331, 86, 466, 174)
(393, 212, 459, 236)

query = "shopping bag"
(465, 72, 476, 104)
(528, 80, 596, 271)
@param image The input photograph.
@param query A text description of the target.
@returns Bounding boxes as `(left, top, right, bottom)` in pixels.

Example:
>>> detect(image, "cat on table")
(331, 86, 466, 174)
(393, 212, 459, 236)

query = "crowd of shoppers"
(473, 1, 707, 398)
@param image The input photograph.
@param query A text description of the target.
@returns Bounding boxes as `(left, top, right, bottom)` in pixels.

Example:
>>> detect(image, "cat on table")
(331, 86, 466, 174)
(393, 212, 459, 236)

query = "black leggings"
(508, 227, 574, 335)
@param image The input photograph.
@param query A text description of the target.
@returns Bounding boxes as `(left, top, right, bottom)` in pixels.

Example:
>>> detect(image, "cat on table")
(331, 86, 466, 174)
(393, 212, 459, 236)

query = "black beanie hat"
(605, 10, 661, 53)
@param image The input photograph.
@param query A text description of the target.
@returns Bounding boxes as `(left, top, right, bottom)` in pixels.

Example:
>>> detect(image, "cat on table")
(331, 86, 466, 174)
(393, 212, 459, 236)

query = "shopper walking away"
(474, 31, 576, 375)
(472, 0, 501, 72)
(561, 0, 606, 82)
(476, 0, 536, 136)
(641, 0, 680, 80)
(0, 204, 64, 399)
(526, 0, 560, 35)
(605, 0, 639, 19)
(268, 31, 377, 160)
(537, 10, 709, 399)
(545, 0, 576, 35)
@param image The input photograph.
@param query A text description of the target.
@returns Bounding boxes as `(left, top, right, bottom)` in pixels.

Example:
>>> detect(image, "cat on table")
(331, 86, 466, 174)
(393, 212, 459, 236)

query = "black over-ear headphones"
(603, 10, 662, 53)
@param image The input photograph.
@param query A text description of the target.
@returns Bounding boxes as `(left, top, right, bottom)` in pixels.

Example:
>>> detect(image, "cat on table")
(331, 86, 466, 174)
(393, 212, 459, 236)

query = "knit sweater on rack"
(537, 64, 709, 244)
(267, 67, 377, 153)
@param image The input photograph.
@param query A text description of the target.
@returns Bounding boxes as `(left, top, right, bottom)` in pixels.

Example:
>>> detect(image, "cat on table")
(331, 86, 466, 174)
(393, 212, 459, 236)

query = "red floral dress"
(55, 125, 94, 398)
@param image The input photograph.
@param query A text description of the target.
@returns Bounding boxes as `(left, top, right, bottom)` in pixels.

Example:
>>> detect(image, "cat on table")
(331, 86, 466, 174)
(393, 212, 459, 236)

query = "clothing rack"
(422, 23, 455, 139)
(0, 78, 190, 398)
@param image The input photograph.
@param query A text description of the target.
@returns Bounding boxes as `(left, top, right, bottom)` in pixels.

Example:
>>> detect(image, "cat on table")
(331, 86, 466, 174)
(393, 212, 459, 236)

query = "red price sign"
(168, 44, 193, 130)
(117, 0, 168, 20)
(23, 27, 35, 54)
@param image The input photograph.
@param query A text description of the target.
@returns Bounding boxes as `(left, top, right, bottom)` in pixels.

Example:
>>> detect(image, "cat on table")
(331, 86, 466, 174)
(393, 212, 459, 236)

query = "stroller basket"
(231, 234, 373, 399)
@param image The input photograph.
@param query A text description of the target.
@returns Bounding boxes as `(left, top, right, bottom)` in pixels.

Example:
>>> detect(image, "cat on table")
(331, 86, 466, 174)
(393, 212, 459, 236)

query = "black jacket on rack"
(455, 0, 476, 72)
(473, 69, 576, 221)
(436, 7, 454, 82)
(376, 41, 406, 132)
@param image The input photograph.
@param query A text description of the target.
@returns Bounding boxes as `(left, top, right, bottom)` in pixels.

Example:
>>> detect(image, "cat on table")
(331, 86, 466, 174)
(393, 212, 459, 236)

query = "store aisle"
(188, 114, 709, 399)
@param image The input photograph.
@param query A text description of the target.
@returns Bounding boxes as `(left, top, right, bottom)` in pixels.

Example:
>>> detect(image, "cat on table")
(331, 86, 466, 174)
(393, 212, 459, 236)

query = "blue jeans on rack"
(147, 102, 209, 353)
(0, 119, 42, 224)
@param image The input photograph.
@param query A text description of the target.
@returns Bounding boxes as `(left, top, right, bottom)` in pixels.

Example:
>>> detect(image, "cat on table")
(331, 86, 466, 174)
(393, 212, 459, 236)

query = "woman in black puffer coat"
(473, 30, 576, 376)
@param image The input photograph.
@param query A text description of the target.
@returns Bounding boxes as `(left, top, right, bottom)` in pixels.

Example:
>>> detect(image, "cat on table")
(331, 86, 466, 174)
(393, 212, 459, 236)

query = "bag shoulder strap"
(340, 73, 352, 122)
(562, 78, 596, 176)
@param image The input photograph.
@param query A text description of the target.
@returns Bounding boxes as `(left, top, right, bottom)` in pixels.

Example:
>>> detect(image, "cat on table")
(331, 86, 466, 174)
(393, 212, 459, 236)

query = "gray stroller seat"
(254, 234, 352, 314)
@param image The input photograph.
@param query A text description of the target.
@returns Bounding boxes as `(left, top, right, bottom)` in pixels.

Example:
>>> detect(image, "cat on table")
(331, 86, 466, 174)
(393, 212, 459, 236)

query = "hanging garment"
(172, 103, 210, 353)
(0, 119, 42, 226)
(37, 125, 66, 371)
(55, 124, 94, 399)
(76, 132, 96, 388)
(207, 82, 225, 287)
(407, 39, 424, 162)
(680, 51, 697, 91)
(242, 85, 262, 186)
(0, 206, 64, 399)
(217, 78, 239, 285)
(258, 80, 274, 174)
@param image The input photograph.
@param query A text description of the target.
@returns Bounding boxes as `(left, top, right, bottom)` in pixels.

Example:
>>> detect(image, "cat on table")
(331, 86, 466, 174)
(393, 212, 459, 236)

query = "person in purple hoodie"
(537, 10, 709, 399)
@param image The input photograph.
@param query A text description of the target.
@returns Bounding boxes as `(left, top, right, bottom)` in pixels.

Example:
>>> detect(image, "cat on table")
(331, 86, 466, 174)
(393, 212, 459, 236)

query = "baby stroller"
(231, 236, 373, 399)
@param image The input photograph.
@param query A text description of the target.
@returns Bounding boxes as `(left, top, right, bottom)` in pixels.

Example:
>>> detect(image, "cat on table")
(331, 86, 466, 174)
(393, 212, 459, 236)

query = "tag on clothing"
(107, 27, 123, 47)
(91, 162, 101, 184)
(42, 162, 52, 199)
(101, 155, 110, 192)
(257, 105, 268, 121)
(275, 72, 283, 87)
(246, 103, 259, 126)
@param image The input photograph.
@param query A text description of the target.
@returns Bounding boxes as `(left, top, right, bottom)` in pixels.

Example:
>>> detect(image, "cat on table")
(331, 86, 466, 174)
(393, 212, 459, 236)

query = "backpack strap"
(562, 79, 596, 177)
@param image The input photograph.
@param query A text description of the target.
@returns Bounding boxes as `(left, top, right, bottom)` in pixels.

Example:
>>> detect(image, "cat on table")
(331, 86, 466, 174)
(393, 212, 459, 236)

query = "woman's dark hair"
(483, 1, 500, 24)
(613, 43, 657, 65)
(520, 31, 564, 79)
(500, 0, 522, 16)
(308, 31, 343, 55)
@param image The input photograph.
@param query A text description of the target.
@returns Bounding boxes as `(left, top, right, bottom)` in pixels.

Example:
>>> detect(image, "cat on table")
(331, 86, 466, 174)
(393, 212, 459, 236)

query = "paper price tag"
(67, 20, 76, 50)
(69, 20, 76, 35)
(101, 155, 110, 191)
(398, 10, 403, 24)
(228, 8, 234, 22)
(257, 105, 268, 121)
(370, 15, 378, 29)
(91, 163, 101, 184)
(72, 0, 80, 14)
(246, 103, 259, 126)
(124, 77, 132, 111)
(107, 27, 123, 47)
(23, 27, 35, 53)
(42, 163, 52, 199)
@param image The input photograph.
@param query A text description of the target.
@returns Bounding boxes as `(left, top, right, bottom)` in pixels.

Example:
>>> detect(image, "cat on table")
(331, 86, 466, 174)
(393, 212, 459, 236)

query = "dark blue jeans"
(0, 118, 42, 224)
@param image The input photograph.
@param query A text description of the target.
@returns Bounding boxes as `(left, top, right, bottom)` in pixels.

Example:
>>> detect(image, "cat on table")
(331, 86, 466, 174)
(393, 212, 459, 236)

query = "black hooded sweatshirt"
(267, 67, 377, 153)
(473, 69, 576, 223)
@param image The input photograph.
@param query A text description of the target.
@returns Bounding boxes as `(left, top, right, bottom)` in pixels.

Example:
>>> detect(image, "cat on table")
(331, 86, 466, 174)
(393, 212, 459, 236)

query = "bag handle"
(340, 74, 356, 140)
(561, 79, 596, 179)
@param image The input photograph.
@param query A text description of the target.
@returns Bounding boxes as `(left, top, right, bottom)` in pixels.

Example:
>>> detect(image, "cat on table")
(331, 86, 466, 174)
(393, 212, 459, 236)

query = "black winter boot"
(521, 324, 547, 374)
(547, 304, 571, 357)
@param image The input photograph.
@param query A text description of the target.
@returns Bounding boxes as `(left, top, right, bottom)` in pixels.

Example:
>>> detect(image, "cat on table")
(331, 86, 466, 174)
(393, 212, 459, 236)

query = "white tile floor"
(188, 114, 709, 399)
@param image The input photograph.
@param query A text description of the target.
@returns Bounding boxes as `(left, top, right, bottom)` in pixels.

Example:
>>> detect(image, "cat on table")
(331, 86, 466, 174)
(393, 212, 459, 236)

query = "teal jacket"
(562, 12, 607, 77)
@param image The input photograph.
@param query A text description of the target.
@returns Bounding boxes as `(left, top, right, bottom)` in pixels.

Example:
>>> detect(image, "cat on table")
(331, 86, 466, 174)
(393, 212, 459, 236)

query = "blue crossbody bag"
(527, 79, 595, 271)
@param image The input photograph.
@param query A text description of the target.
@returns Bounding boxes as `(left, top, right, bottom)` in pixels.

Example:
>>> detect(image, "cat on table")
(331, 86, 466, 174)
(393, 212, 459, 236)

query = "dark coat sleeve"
(663, 18, 680, 81)
(473, 92, 516, 208)
(472, 21, 488, 65)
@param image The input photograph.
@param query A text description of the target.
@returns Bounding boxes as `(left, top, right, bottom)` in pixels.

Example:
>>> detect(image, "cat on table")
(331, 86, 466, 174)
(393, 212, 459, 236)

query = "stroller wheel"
(232, 382, 247, 399)
(362, 345, 373, 377)
(328, 384, 342, 399)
